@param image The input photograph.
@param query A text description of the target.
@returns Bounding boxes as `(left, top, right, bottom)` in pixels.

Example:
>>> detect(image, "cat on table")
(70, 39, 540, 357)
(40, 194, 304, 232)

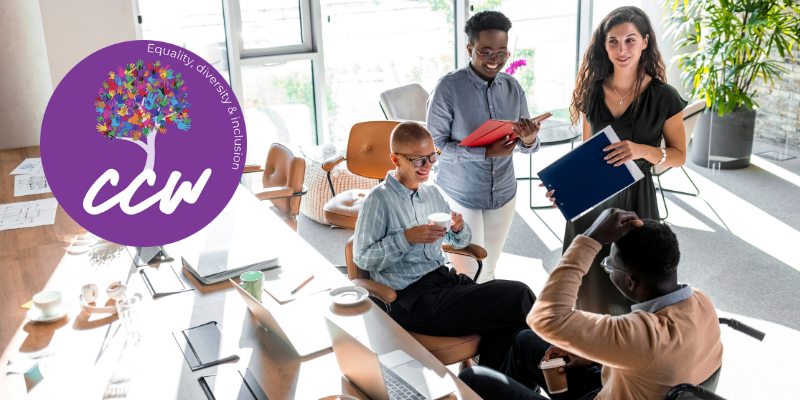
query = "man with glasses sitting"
(354, 121, 537, 370)
(458, 209, 723, 399)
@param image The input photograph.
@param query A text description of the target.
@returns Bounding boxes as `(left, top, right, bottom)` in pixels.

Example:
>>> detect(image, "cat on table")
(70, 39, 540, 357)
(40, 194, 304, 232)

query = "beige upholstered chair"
(379, 83, 430, 122)
(322, 121, 400, 229)
(251, 143, 307, 219)
(654, 100, 706, 220)
(345, 236, 486, 370)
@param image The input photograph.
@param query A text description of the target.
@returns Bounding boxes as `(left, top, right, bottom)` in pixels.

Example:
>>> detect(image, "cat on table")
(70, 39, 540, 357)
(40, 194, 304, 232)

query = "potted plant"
(660, 0, 800, 169)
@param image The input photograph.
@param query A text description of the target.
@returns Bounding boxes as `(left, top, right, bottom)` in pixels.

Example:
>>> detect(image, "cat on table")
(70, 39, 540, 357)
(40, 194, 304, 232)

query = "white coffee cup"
(428, 213, 451, 231)
(33, 291, 63, 318)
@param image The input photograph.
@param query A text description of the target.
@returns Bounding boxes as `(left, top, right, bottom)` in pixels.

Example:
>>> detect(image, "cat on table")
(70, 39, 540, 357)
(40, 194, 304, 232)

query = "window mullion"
(223, 0, 244, 100)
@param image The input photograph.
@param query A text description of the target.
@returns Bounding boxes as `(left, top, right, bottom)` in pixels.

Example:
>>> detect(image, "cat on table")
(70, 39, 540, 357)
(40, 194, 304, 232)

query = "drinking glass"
(116, 297, 141, 347)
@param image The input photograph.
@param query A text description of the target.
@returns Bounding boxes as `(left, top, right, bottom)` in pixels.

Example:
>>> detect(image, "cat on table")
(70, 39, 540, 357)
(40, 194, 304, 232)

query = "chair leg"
(459, 359, 473, 372)
(657, 174, 669, 221)
(661, 166, 701, 197)
(473, 260, 483, 283)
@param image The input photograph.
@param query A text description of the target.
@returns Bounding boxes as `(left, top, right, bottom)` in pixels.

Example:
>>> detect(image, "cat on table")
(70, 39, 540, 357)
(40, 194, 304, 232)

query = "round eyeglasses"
(474, 50, 511, 62)
(395, 149, 441, 169)
(601, 256, 624, 274)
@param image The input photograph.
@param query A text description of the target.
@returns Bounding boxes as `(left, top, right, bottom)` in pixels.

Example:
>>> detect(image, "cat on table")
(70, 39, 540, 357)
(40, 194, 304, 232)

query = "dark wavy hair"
(570, 6, 666, 126)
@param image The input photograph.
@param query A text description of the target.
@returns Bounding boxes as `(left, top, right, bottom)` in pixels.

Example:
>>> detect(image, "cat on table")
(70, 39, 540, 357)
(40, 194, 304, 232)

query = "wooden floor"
(0, 147, 84, 355)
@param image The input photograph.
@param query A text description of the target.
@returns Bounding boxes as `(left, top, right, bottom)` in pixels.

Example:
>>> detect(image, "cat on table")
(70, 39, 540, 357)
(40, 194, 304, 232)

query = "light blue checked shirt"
(427, 63, 540, 210)
(353, 171, 472, 291)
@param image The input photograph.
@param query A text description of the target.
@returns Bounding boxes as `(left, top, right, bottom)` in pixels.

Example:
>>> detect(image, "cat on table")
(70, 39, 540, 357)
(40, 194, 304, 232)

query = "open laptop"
(324, 316, 455, 400)
(231, 279, 330, 357)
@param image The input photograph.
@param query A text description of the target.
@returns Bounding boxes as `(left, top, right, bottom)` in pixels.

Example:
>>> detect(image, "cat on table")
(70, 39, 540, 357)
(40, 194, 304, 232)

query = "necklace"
(611, 77, 634, 105)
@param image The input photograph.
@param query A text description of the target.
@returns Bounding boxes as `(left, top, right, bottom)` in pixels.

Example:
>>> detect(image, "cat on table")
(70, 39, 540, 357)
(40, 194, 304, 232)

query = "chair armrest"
(442, 243, 487, 261)
(253, 186, 293, 201)
(243, 164, 264, 173)
(352, 278, 397, 304)
(322, 155, 345, 172)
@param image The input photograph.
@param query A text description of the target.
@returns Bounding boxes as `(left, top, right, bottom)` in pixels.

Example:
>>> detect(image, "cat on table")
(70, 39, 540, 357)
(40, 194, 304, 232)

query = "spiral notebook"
(537, 125, 645, 221)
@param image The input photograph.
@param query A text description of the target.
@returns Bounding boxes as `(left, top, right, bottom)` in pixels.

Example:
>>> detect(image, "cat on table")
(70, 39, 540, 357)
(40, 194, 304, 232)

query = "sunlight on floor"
(662, 198, 716, 232)
(682, 168, 800, 272)
(714, 309, 800, 399)
(751, 154, 800, 189)
(495, 252, 549, 297)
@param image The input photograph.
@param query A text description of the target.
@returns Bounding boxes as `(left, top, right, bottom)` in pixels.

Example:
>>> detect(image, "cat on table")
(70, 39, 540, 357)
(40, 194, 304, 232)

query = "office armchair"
(664, 318, 765, 400)
(379, 83, 430, 122)
(251, 143, 308, 219)
(322, 121, 400, 229)
(345, 236, 487, 370)
(654, 100, 705, 220)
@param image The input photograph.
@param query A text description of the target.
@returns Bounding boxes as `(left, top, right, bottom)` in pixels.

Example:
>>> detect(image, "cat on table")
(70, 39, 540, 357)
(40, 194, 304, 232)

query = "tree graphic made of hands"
(94, 60, 192, 172)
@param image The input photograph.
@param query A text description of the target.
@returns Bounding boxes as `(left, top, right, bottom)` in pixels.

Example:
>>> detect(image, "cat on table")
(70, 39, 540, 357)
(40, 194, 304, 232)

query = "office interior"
(1, 0, 799, 399)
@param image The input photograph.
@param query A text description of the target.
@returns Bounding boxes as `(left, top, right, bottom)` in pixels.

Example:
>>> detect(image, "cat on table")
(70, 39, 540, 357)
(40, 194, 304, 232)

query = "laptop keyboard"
(380, 363, 427, 400)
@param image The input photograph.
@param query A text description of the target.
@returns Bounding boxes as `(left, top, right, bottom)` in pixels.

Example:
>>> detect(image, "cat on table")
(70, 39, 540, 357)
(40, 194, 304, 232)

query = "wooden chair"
(344, 236, 487, 370)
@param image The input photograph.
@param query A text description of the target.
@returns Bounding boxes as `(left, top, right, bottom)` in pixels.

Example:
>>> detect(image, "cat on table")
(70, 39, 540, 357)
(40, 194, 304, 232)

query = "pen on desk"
(291, 275, 314, 295)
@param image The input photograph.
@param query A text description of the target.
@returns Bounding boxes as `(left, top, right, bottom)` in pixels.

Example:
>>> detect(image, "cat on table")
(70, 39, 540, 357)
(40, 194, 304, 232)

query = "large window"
(241, 61, 317, 164)
(321, 0, 455, 141)
(139, 0, 230, 82)
(139, 0, 613, 147)
(477, 0, 579, 120)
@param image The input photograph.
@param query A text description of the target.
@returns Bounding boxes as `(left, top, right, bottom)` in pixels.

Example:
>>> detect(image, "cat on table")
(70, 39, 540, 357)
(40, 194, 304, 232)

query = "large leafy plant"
(660, 0, 800, 115)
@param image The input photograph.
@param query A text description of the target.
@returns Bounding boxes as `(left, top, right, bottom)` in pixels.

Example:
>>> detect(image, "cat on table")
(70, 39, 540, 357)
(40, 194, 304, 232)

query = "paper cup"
(33, 291, 62, 318)
(428, 213, 451, 231)
(540, 357, 568, 394)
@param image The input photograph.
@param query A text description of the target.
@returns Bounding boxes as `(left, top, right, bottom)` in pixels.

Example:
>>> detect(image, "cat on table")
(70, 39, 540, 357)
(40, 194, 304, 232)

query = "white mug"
(428, 213, 452, 231)
(33, 291, 62, 318)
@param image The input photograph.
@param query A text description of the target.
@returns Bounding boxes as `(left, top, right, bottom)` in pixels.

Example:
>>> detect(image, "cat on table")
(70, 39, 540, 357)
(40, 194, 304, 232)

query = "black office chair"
(664, 318, 766, 400)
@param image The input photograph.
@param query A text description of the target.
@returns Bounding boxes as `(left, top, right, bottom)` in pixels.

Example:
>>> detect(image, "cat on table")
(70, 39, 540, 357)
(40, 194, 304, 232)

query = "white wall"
(0, 0, 54, 150)
(39, 0, 137, 89)
(638, 0, 695, 99)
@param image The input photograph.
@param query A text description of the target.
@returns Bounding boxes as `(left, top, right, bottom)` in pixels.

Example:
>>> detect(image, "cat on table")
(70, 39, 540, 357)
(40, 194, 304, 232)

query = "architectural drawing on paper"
(0, 198, 58, 231)
(14, 173, 51, 197)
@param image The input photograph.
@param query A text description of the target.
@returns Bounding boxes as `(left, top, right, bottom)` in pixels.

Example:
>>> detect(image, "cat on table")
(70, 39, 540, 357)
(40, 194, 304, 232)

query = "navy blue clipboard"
(537, 126, 645, 221)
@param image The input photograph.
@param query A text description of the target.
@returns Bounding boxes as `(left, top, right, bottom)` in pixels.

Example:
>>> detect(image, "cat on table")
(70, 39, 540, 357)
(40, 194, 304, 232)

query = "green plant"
(660, 0, 800, 115)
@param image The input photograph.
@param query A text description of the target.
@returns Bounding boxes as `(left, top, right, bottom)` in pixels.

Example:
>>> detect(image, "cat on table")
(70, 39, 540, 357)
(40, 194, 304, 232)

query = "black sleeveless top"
(564, 77, 688, 316)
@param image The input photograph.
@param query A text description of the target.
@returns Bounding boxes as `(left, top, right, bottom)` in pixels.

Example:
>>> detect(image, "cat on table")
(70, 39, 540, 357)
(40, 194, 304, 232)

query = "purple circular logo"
(41, 41, 246, 246)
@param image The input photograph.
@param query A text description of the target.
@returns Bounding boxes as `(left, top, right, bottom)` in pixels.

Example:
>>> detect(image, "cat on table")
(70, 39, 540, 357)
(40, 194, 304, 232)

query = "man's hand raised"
(584, 208, 644, 245)
(404, 225, 447, 244)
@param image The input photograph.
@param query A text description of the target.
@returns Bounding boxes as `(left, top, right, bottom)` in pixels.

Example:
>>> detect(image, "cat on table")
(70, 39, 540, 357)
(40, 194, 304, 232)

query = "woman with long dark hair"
(547, 6, 688, 315)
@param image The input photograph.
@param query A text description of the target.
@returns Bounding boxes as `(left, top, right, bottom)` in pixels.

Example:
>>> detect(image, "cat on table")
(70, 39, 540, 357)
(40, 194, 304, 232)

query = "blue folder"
(537, 126, 645, 221)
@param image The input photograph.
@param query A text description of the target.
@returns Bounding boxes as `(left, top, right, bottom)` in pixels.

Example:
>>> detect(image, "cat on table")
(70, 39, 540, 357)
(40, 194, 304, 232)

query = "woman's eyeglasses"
(395, 149, 441, 169)
(475, 50, 511, 62)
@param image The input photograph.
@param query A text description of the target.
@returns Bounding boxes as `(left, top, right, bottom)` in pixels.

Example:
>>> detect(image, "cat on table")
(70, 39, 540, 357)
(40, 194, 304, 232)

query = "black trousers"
(459, 329, 603, 400)
(384, 266, 536, 370)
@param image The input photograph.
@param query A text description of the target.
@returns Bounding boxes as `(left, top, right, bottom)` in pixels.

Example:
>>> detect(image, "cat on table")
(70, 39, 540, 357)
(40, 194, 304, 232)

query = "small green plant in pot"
(660, 0, 800, 169)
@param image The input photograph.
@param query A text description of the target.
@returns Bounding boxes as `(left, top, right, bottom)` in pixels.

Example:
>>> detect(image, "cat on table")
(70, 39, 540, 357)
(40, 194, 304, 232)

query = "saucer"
(328, 286, 368, 306)
(26, 302, 71, 323)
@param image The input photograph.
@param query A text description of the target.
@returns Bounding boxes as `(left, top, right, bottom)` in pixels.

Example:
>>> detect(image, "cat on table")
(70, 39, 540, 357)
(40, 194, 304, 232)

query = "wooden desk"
(0, 162, 479, 399)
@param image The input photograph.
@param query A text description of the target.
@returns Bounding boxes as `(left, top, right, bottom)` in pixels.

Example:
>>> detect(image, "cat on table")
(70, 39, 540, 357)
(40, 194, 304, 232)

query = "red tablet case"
(458, 120, 517, 147)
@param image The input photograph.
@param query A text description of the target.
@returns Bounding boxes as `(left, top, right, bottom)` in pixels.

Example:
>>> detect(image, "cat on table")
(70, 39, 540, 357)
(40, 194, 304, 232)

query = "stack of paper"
(172, 211, 280, 285)
(11, 158, 51, 197)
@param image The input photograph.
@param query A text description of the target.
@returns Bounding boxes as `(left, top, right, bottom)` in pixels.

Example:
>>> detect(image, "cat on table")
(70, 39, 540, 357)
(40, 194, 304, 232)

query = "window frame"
(135, 0, 595, 146)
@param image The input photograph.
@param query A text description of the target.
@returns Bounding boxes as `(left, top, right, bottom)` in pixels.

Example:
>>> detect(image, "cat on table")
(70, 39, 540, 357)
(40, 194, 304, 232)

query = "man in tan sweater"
(459, 209, 723, 399)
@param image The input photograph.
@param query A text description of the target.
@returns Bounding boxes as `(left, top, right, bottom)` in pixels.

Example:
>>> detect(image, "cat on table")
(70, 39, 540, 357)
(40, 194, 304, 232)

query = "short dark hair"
(616, 220, 680, 283)
(390, 121, 431, 153)
(464, 11, 512, 46)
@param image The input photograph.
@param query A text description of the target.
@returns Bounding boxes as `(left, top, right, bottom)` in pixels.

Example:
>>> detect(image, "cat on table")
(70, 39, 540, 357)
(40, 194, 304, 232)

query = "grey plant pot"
(691, 108, 756, 169)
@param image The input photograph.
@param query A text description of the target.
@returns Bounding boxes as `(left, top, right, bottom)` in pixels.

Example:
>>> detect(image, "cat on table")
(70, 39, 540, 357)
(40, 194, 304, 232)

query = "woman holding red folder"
(427, 11, 541, 283)
(545, 6, 688, 315)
